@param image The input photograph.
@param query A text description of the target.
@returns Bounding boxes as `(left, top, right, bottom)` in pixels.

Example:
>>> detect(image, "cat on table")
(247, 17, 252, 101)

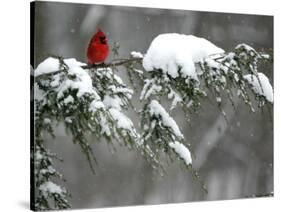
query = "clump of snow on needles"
(149, 100, 183, 139)
(34, 57, 100, 99)
(61, 58, 96, 98)
(34, 57, 60, 76)
(39, 181, 65, 197)
(143, 33, 224, 80)
(169, 141, 192, 165)
(103, 95, 137, 136)
(243, 73, 273, 103)
(109, 108, 134, 131)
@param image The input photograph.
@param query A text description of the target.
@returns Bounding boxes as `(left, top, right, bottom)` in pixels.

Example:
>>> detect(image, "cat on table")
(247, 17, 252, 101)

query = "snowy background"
(33, 1, 273, 209)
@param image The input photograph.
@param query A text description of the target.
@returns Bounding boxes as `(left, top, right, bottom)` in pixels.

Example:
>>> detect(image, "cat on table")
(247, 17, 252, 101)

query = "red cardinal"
(87, 28, 109, 64)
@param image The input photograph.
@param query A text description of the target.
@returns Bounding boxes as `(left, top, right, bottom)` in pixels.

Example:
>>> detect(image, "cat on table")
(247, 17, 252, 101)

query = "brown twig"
(80, 57, 142, 69)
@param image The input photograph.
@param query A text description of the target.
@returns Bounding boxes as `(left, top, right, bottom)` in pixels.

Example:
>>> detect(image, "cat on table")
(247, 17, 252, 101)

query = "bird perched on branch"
(87, 28, 109, 64)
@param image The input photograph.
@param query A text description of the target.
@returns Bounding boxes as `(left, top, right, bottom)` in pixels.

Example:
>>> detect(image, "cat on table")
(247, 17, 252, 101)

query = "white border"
(0, 0, 279, 212)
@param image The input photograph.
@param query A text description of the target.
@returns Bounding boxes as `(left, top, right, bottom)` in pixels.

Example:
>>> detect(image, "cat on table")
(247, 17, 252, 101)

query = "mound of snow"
(143, 33, 224, 80)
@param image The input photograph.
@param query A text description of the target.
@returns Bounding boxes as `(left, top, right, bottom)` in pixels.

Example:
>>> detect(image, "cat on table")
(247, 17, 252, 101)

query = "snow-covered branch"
(33, 143, 70, 210)
(35, 57, 142, 81)
(140, 34, 273, 116)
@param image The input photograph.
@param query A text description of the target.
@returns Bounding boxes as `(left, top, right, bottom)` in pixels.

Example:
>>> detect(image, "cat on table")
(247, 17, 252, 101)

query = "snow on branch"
(169, 141, 192, 166)
(140, 99, 191, 163)
(90, 66, 146, 150)
(140, 33, 273, 116)
(138, 33, 273, 186)
(148, 100, 183, 139)
(34, 143, 70, 210)
(34, 57, 151, 170)
(143, 34, 224, 80)
(34, 57, 142, 81)
(243, 73, 273, 103)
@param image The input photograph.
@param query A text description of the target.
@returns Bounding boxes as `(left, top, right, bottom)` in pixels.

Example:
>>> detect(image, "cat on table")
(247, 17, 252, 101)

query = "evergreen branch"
(34, 57, 142, 81)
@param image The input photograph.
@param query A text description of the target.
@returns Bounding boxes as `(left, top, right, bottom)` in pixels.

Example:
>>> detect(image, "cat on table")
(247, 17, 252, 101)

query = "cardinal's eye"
(99, 36, 107, 44)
